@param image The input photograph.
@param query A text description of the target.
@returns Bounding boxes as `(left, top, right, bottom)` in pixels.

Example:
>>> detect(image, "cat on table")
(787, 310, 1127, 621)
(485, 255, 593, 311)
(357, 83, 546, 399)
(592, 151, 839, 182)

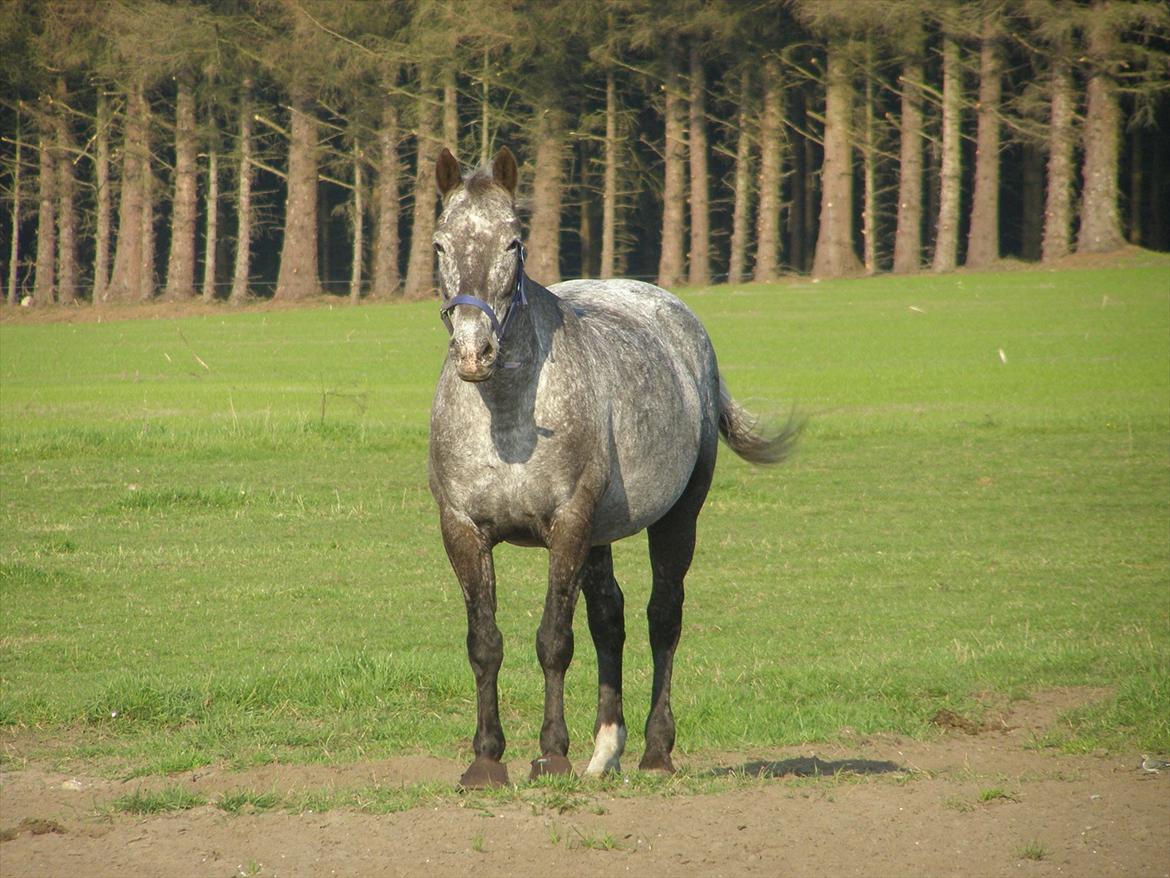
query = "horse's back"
(551, 278, 702, 331)
(548, 277, 718, 395)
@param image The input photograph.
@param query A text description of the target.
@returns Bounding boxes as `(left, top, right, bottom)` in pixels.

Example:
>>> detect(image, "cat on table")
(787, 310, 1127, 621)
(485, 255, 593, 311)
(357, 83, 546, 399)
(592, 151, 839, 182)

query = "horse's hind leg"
(581, 545, 627, 775)
(641, 455, 714, 772)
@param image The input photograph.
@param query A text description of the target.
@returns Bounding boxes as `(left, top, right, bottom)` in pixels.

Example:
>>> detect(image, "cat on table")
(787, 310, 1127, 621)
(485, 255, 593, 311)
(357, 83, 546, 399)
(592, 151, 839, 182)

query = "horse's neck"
(475, 279, 556, 405)
(511, 279, 562, 365)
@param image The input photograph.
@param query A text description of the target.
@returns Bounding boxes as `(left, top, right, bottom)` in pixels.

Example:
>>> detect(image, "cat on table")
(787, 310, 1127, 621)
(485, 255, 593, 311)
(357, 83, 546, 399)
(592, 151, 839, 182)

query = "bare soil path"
(2, 690, 1167, 877)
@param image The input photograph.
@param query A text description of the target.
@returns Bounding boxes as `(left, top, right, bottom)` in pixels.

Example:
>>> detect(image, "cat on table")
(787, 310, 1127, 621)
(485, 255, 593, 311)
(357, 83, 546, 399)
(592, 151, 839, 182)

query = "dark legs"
(440, 509, 508, 788)
(442, 495, 599, 784)
(530, 509, 592, 779)
(640, 454, 714, 772)
(441, 444, 712, 784)
(581, 545, 627, 775)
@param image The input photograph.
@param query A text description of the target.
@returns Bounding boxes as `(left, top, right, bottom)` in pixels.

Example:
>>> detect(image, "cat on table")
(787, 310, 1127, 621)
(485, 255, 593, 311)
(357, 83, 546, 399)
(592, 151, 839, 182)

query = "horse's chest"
(432, 418, 581, 537)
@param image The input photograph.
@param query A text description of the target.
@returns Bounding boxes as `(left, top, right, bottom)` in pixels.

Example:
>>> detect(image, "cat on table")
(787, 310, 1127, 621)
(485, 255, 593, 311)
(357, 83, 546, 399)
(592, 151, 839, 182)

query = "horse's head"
(434, 147, 524, 382)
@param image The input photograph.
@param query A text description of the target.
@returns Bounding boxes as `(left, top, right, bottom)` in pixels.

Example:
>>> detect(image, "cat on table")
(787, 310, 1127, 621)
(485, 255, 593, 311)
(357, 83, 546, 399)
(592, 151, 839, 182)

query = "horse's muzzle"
(451, 337, 497, 382)
(456, 362, 495, 382)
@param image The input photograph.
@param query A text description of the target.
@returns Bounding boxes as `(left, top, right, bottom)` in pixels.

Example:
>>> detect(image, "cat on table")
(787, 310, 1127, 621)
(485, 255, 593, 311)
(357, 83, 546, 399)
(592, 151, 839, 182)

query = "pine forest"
(1, 0, 1168, 307)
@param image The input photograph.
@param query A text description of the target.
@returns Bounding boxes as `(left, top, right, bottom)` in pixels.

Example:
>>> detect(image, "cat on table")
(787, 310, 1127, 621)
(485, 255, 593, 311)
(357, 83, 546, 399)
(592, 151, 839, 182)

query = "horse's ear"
(435, 147, 462, 198)
(492, 147, 518, 196)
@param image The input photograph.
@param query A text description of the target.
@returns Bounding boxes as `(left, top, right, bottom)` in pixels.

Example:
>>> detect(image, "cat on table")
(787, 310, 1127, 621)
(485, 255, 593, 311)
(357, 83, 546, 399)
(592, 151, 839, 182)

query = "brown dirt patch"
(0, 294, 373, 327)
(1, 689, 1167, 878)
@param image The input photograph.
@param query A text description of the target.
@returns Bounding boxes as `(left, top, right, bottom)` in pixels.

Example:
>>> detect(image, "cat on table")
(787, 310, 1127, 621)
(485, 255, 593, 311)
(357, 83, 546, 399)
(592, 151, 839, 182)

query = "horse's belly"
(591, 471, 691, 544)
(590, 404, 705, 545)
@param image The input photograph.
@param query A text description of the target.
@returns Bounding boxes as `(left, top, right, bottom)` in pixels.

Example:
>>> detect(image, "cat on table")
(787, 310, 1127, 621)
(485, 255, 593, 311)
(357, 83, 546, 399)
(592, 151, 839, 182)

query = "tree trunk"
(578, 150, 594, 277)
(861, 41, 877, 275)
(1149, 132, 1166, 249)
(229, 81, 254, 302)
(93, 91, 111, 303)
(1020, 143, 1044, 260)
(812, 41, 861, 278)
(139, 138, 155, 301)
(1128, 126, 1142, 246)
(372, 102, 401, 299)
(164, 77, 198, 299)
(480, 48, 490, 164)
(527, 106, 565, 285)
(1077, 2, 1123, 253)
(33, 132, 56, 306)
(788, 92, 807, 272)
(317, 167, 330, 286)
(1041, 58, 1074, 262)
(892, 25, 924, 274)
(404, 80, 439, 300)
(926, 129, 940, 258)
(275, 93, 320, 300)
(5, 122, 20, 306)
(687, 44, 710, 286)
(106, 80, 148, 302)
(803, 133, 817, 269)
(600, 68, 618, 280)
(755, 57, 782, 282)
(349, 141, 365, 303)
(54, 79, 78, 303)
(966, 13, 1003, 268)
(657, 39, 686, 288)
(443, 67, 459, 159)
(932, 35, 962, 273)
(728, 69, 753, 285)
(202, 148, 219, 301)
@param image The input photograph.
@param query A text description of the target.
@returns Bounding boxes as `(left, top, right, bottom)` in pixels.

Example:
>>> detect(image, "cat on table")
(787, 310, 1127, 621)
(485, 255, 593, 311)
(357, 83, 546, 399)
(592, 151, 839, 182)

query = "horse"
(428, 146, 800, 788)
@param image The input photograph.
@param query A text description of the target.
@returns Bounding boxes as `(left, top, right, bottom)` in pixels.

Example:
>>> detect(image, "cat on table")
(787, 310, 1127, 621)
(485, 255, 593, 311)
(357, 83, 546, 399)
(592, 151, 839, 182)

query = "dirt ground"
(1, 689, 1167, 878)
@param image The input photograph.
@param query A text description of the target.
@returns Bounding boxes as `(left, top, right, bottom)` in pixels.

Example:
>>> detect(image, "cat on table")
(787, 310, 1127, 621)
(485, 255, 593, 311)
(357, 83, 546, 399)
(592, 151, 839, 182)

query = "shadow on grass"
(711, 757, 904, 779)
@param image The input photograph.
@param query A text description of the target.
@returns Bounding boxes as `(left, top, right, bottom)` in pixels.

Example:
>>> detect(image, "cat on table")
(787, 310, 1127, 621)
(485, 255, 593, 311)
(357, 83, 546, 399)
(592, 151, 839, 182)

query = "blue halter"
(439, 245, 528, 369)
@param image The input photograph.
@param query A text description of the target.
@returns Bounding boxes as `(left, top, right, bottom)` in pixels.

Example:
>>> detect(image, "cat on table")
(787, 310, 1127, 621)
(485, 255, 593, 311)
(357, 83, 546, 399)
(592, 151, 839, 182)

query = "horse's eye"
(433, 241, 445, 255)
(506, 240, 520, 252)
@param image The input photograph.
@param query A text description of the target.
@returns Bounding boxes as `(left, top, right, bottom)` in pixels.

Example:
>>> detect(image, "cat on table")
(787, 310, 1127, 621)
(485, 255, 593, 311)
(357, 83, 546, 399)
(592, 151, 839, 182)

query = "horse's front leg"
(530, 506, 593, 779)
(440, 508, 508, 789)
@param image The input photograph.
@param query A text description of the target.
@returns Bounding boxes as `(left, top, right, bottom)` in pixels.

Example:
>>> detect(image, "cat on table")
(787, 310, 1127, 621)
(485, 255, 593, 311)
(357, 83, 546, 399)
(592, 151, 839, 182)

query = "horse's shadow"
(710, 756, 904, 779)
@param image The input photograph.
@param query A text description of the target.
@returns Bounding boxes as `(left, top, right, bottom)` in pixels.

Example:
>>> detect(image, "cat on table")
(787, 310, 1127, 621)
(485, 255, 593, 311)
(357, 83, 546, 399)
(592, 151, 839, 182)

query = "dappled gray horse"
(428, 147, 799, 788)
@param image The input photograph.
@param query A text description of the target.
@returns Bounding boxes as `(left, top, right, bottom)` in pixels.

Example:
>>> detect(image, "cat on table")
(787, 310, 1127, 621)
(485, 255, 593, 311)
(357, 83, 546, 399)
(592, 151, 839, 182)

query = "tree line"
(1, 0, 1167, 308)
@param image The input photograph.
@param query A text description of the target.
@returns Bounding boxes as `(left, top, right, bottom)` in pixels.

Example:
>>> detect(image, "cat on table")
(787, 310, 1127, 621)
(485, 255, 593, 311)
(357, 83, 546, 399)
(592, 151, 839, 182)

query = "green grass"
(978, 786, 1018, 803)
(1017, 839, 1049, 861)
(216, 789, 281, 814)
(1, 257, 1168, 776)
(570, 827, 626, 851)
(112, 785, 206, 814)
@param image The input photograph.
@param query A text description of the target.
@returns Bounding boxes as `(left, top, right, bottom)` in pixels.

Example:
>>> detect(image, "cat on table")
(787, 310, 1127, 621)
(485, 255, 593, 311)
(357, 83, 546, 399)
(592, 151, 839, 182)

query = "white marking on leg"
(585, 723, 627, 776)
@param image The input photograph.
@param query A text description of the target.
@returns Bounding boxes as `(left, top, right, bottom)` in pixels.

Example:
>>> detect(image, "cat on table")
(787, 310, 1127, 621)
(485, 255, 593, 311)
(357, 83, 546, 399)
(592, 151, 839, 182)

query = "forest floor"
(3, 245, 1164, 327)
(2, 688, 1167, 878)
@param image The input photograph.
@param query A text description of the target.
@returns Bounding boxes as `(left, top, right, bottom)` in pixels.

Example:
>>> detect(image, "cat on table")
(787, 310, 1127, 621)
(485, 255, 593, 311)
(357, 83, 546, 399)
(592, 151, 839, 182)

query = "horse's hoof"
(459, 756, 510, 789)
(529, 753, 574, 780)
(638, 752, 675, 773)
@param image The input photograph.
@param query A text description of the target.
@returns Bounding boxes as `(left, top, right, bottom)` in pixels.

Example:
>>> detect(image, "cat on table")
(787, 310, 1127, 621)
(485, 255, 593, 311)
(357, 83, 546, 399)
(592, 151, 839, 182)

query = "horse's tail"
(717, 376, 804, 466)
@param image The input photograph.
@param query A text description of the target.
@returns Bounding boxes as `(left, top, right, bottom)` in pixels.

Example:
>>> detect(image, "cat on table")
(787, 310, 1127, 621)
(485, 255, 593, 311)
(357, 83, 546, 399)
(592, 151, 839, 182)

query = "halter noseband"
(439, 245, 528, 370)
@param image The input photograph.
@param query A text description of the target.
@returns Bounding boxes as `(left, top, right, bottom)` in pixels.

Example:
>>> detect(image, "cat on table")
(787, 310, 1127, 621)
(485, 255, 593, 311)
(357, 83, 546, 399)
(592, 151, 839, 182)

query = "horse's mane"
(465, 166, 499, 195)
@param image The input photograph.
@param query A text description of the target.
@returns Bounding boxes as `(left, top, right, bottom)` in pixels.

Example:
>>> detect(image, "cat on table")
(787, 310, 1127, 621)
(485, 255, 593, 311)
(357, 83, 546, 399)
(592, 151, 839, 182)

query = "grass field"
(2, 256, 1168, 777)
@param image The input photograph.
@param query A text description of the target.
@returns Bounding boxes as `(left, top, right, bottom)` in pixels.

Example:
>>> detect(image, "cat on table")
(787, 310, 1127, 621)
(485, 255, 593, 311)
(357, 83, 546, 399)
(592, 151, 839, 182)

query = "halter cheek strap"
(439, 245, 528, 369)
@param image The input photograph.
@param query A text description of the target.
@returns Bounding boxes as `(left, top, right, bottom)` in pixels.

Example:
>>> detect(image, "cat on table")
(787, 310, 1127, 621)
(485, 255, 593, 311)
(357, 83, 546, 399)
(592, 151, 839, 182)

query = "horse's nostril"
(478, 340, 494, 360)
